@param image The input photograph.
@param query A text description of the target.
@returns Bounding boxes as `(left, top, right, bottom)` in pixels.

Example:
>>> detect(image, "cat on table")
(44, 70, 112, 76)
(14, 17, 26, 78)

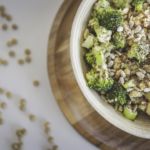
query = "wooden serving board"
(47, 0, 150, 150)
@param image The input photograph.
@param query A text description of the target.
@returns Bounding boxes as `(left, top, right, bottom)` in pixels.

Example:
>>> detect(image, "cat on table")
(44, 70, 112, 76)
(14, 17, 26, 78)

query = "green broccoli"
(85, 44, 114, 66)
(123, 106, 137, 120)
(85, 45, 105, 66)
(88, 18, 99, 29)
(86, 69, 114, 92)
(83, 28, 90, 39)
(127, 43, 149, 62)
(97, 69, 114, 92)
(98, 8, 123, 30)
(94, 0, 110, 16)
(132, 0, 145, 12)
(127, 43, 140, 60)
(88, 18, 112, 43)
(98, 42, 115, 53)
(94, 25, 112, 43)
(112, 32, 126, 49)
(82, 35, 95, 49)
(85, 52, 95, 66)
(85, 49, 104, 66)
(95, 51, 105, 66)
(123, 80, 136, 89)
(86, 50, 114, 92)
(112, 0, 130, 9)
(94, 0, 110, 10)
(86, 69, 99, 89)
(107, 84, 128, 105)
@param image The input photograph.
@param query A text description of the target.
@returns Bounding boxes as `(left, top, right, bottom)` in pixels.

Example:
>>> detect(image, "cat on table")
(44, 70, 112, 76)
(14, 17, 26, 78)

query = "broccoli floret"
(88, 18, 112, 43)
(86, 69, 99, 89)
(123, 80, 136, 89)
(94, 25, 112, 43)
(85, 49, 104, 66)
(97, 69, 114, 92)
(83, 29, 90, 39)
(112, 32, 126, 49)
(86, 51, 114, 92)
(95, 51, 105, 66)
(82, 35, 95, 49)
(123, 106, 137, 120)
(127, 43, 149, 62)
(132, 0, 145, 12)
(86, 69, 114, 92)
(85, 46, 105, 67)
(99, 42, 115, 53)
(94, 0, 110, 16)
(96, 77, 114, 92)
(94, 0, 110, 10)
(107, 84, 128, 105)
(112, 0, 130, 9)
(88, 18, 99, 28)
(85, 52, 95, 66)
(98, 8, 123, 30)
(85, 44, 114, 66)
(127, 43, 140, 60)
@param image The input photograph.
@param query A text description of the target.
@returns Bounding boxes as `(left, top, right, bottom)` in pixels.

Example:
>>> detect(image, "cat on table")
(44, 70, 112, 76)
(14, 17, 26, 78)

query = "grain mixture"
(82, 0, 150, 120)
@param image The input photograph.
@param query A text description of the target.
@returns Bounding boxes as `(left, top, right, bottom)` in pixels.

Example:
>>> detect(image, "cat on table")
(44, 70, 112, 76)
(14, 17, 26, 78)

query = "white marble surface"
(0, 0, 99, 150)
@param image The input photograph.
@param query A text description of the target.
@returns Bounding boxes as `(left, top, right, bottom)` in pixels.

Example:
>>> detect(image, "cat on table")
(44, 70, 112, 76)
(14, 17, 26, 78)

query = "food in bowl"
(82, 0, 150, 121)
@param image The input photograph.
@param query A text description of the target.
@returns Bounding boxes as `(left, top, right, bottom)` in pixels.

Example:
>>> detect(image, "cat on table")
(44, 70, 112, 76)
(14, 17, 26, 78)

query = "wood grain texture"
(47, 1, 150, 150)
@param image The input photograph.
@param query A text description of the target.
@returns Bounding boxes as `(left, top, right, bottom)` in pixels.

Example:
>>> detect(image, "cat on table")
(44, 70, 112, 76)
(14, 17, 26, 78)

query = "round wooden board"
(47, 1, 150, 150)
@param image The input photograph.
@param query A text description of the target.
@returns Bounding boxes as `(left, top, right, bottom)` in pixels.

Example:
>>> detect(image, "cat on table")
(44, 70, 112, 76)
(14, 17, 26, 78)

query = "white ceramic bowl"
(70, 0, 150, 139)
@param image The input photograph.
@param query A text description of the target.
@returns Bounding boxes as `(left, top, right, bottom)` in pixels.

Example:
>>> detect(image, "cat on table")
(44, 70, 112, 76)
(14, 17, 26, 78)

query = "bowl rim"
(70, 0, 150, 139)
